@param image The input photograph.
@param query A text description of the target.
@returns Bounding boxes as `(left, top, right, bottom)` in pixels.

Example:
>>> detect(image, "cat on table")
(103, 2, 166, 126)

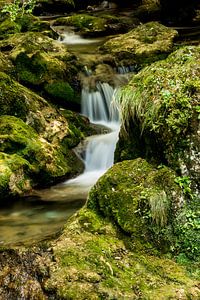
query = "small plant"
(2, 0, 37, 22)
(174, 176, 193, 198)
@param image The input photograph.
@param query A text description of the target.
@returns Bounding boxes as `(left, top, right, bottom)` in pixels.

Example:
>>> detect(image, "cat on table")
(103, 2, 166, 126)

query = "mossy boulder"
(0, 32, 81, 108)
(88, 158, 200, 261)
(0, 72, 95, 196)
(0, 115, 84, 197)
(44, 81, 76, 108)
(88, 158, 184, 250)
(0, 18, 21, 39)
(0, 208, 199, 299)
(100, 21, 178, 67)
(0, 14, 55, 40)
(52, 13, 135, 37)
(116, 45, 200, 195)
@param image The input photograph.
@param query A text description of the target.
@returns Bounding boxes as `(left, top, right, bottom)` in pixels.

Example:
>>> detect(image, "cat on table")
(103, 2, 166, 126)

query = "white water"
(65, 82, 120, 189)
(59, 31, 100, 45)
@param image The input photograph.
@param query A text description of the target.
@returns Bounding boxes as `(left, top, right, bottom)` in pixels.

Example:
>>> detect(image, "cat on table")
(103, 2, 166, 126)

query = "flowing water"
(0, 33, 120, 245)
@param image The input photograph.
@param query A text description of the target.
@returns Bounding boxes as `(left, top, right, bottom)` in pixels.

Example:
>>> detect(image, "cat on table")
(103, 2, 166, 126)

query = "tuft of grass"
(149, 190, 169, 227)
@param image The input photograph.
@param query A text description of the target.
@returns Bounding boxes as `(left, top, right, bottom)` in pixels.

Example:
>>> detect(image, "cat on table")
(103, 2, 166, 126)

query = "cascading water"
(65, 81, 120, 188)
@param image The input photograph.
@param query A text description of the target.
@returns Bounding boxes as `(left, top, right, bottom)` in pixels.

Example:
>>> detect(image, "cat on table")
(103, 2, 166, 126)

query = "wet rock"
(0, 247, 50, 300)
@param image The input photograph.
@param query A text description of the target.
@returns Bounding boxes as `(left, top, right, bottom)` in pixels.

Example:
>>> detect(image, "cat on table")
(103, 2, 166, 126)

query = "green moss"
(15, 51, 47, 86)
(88, 158, 183, 251)
(0, 18, 21, 39)
(45, 207, 200, 299)
(16, 14, 50, 33)
(0, 52, 14, 76)
(0, 115, 83, 193)
(0, 72, 29, 119)
(44, 81, 75, 104)
(116, 45, 200, 191)
(0, 31, 81, 106)
(53, 14, 107, 36)
(60, 110, 96, 148)
(101, 21, 178, 67)
(0, 152, 32, 198)
(53, 13, 133, 37)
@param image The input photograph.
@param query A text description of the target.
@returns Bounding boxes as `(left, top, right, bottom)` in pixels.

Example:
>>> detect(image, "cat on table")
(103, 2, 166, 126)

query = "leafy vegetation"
(1, 0, 37, 21)
(115, 45, 200, 193)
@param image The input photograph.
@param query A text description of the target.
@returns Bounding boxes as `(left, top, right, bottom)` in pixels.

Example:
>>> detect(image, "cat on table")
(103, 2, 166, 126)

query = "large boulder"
(0, 72, 93, 198)
(88, 158, 186, 250)
(100, 21, 178, 68)
(52, 13, 136, 37)
(0, 32, 82, 109)
(115, 45, 200, 195)
(0, 14, 53, 40)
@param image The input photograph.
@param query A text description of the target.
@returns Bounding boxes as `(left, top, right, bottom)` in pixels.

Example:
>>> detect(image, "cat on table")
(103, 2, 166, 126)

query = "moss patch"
(88, 158, 183, 251)
(44, 81, 75, 106)
(52, 13, 134, 37)
(45, 207, 200, 299)
(0, 31, 81, 107)
(0, 152, 31, 198)
(101, 21, 178, 67)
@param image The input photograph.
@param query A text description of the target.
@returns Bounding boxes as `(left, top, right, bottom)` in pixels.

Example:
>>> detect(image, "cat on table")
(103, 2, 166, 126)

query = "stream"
(0, 32, 120, 246)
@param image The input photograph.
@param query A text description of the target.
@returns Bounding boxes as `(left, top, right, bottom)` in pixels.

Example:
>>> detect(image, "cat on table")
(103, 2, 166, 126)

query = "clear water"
(0, 196, 84, 246)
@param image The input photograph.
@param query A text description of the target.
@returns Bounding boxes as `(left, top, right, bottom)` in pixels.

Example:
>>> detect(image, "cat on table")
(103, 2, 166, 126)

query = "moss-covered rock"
(88, 158, 183, 250)
(0, 18, 21, 39)
(0, 51, 14, 75)
(44, 81, 75, 106)
(44, 207, 200, 299)
(100, 21, 178, 68)
(0, 152, 32, 198)
(52, 13, 135, 37)
(0, 32, 81, 108)
(0, 115, 84, 197)
(0, 13, 55, 40)
(115, 45, 200, 195)
(0, 207, 199, 299)
(16, 14, 51, 33)
(0, 72, 95, 196)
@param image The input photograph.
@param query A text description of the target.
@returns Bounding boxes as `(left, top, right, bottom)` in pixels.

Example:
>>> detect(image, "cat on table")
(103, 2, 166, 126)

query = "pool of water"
(0, 194, 85, 246)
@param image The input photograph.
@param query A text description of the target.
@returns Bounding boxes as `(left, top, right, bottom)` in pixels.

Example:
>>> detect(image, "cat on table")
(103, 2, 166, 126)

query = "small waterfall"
(66, 81, 120, 188)
(81, 82, 119, 126)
